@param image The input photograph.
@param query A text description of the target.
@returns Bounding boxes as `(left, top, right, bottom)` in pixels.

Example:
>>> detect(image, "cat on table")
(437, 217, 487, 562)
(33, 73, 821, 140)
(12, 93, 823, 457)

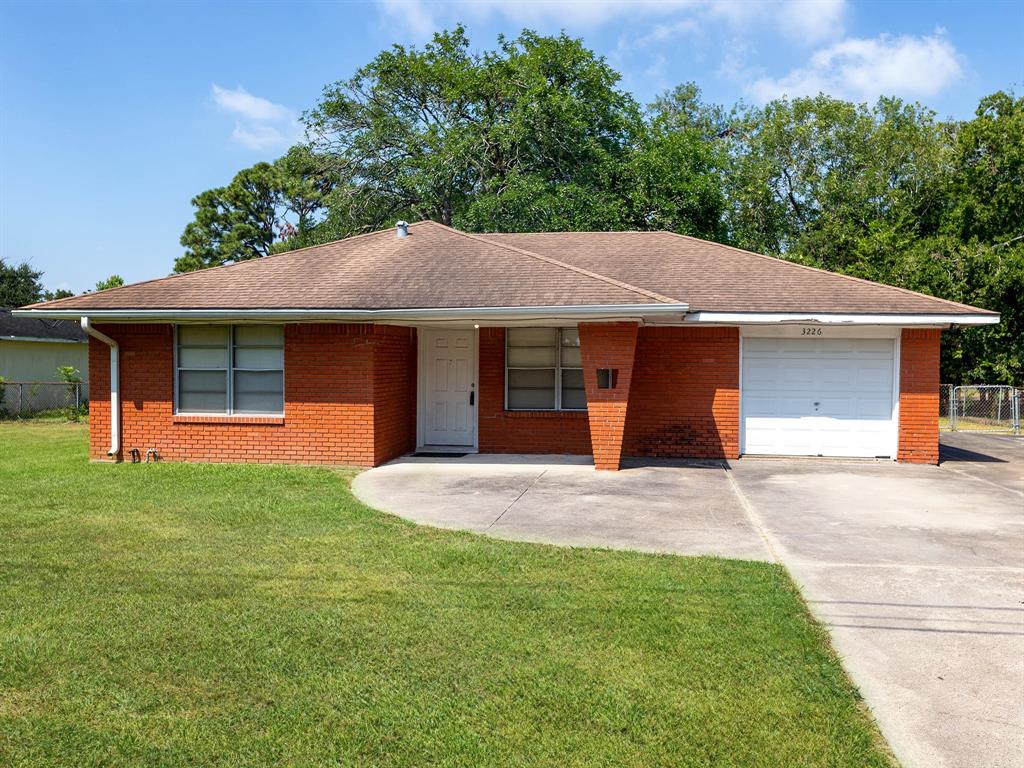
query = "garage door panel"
(855, 397, 893, 419)
(781, 363, 817, 385)
(745, 421, 818, 457)
(855, 362, 893, 388)
(742, 336, 895, 458)
(820, 362, 856, 386)
(856, 339, 896, 354)
(744, 396, 782, 417)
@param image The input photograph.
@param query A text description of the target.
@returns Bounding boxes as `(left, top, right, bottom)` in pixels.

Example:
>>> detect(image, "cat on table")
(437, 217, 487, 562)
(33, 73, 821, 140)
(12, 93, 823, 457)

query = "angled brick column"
(578, 322, 639, 471)
(897, 328, 941, 464)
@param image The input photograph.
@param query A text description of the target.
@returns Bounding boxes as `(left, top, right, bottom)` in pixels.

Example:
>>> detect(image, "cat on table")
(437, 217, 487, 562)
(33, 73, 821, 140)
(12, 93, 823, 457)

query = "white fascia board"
(12, 304, 687, 324)
(1, 335, 87, 344)
(683, 312, 1000, 326)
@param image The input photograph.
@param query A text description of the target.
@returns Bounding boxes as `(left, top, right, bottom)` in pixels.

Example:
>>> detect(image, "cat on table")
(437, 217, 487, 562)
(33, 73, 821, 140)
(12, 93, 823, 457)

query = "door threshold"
(415, 445, 478, 456)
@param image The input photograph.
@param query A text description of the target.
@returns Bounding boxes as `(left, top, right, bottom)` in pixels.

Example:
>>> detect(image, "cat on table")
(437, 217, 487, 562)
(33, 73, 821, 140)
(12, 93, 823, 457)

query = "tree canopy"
(173, 27, 1022, 385)
(94, 275, 125, 292)
(0, 259, 72, 306)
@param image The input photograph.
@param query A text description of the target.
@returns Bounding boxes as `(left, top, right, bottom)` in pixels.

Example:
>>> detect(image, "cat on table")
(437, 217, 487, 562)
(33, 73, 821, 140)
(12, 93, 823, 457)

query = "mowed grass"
(0, 422, 892, 767)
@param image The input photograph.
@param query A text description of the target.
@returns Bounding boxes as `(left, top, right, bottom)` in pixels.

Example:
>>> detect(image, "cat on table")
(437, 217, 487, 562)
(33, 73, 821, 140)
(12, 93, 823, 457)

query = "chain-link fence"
(942, 384, 1021, 434)
(0, 381, 89, 417)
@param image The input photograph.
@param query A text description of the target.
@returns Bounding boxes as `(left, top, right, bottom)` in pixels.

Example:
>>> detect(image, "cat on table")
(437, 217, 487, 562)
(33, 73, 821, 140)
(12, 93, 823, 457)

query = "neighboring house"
(16, 221, 998, 469)
(0, 307, 89, 382)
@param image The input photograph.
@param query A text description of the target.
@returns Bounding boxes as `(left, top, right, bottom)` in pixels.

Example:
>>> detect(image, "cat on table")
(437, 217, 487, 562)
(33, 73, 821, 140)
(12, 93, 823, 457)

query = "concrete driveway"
(352, 434, 1024, 768)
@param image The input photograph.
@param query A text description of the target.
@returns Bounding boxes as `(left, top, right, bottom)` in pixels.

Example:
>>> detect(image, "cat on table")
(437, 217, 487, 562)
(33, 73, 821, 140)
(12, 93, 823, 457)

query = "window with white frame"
(505, 328, 586, 411)
(176, 325, 284, 415)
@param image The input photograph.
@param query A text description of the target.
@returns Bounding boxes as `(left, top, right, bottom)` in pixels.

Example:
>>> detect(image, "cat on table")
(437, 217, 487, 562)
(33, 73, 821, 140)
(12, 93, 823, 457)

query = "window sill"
(502, 410, 588, 419)
(172, 414, 285, 425)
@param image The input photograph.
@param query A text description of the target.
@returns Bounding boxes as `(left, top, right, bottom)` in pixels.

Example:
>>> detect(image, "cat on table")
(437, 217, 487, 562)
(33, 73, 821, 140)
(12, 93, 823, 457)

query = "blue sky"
(1, 0, 1021, 295)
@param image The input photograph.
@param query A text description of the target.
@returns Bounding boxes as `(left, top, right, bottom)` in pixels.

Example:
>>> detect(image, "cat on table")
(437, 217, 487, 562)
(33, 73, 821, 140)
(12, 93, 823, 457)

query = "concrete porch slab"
(351, 454, 773, 562)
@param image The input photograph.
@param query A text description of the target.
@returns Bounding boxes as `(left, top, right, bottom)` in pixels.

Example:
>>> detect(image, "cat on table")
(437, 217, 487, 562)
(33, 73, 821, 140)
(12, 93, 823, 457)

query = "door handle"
(470, 391, 475, 406)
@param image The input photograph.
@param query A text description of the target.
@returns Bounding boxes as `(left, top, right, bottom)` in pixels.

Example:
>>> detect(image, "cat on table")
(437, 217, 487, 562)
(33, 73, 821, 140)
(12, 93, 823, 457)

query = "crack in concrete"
(939, 463, 1023, 498)
(486, 468, 548, 530)
(722, 465, 783, 564)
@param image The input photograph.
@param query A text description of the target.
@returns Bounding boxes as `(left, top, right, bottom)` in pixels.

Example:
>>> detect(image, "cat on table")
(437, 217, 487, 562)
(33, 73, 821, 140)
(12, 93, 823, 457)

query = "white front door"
(742, 336, 896, 458)
(420, 328, 477, 447)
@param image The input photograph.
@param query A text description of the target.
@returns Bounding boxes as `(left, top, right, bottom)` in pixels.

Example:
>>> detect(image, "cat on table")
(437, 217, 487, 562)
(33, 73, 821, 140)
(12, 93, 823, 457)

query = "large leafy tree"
(304, 27, 724, 237)
(175, 146, 333, 272)
(0, 259, 73, 304)
(0, 259, 46, 307)
(722, 95, 948, 275)
(924, 91, 1024, 383)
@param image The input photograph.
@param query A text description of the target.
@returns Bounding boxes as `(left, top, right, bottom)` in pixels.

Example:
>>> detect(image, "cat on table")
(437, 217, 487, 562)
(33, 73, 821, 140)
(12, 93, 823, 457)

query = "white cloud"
(210, 84, 301, 151)
(378, 0, 846, 42)
(775, 0, 846, 44)
(747, 31, 964, 103)
(378, 0, 439, 41)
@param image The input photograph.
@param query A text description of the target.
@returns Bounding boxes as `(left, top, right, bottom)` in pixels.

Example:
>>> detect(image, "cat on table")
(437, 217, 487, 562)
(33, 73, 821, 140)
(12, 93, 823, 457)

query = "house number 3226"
(801, 327, 823, 336)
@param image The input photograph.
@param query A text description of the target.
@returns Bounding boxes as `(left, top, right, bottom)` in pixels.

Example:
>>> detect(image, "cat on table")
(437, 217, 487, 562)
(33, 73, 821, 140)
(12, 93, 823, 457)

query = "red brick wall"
(477, 325, 740, 466)
(88, 323, 416, 467)
(579, 322, 639, 470)
(897, 328, 940, 464)
(477, 327, 592, 454)
(372, 326, 418, 465)
(623, 326, 740, 460)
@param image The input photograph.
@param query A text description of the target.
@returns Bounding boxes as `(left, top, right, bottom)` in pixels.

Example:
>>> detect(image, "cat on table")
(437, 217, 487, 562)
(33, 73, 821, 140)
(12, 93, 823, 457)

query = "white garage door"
(742, 337, 896, 458)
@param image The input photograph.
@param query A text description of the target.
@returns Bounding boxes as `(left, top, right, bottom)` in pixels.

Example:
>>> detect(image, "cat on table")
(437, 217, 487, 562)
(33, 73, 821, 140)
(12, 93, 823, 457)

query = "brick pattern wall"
(579, 322, 639, 470)
(372, 327, 417, 465)
(623, 326, 740, 459)
(477, 327, 591, 454)
(88, 323, 416, 467)
(897, 328, 941, 464)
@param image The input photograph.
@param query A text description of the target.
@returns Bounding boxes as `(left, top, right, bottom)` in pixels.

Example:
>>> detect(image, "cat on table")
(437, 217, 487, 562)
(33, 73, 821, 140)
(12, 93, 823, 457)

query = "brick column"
(578, 322, 639, 471)
(897, 328, 941, 464)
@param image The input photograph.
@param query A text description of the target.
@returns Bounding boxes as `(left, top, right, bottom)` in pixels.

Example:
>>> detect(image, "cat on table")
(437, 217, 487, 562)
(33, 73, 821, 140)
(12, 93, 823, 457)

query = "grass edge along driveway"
(0, 422, 894, 767)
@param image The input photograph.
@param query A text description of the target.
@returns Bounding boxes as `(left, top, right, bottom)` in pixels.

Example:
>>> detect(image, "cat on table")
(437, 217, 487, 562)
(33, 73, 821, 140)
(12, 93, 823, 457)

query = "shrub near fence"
(0, 381, 89, 418)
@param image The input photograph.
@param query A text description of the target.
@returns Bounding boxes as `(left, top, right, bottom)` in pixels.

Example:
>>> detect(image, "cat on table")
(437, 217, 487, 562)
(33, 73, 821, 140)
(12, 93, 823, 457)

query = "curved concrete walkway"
(352, 454, 774, 561)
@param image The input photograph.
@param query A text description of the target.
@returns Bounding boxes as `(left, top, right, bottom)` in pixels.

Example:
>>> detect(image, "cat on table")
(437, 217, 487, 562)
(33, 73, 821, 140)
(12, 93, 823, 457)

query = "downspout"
(81, 317, 120, 458)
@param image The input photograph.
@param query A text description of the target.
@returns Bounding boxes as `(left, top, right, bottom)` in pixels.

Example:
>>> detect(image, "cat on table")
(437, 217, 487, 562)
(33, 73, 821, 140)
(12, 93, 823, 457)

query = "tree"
(95, 275, 125, 291)
(176, 162, 281, 273)
(304, 27, 724, 237)
(721, 95, 948, 275)
(175, 149, 334, 272)
(177, 29, 727, 268)
(930, 91, 1024, 384)
(0, 258, 45, 307)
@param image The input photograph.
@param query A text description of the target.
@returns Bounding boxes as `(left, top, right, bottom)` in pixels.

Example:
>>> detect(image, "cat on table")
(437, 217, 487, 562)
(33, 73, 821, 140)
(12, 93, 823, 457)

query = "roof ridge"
(27, 225, 399, 310)
(427, 222, 680, 304)
(665, 232, 996, 315)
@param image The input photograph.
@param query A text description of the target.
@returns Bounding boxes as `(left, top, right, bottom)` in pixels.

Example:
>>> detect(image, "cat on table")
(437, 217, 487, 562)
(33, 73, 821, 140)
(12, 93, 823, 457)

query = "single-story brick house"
(17, 221, 998, 470)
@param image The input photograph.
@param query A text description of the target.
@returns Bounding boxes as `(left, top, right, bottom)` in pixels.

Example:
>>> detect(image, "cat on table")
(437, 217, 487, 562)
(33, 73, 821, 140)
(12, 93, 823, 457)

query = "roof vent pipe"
(395, 221, 409, 238)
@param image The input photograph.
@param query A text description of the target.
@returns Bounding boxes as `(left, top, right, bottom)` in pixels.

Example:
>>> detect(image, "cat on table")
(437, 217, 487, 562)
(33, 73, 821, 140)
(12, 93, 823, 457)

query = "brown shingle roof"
(28, 222, 669, 311)
(26, 222, 995, 316)
(484, 231, 992, 315)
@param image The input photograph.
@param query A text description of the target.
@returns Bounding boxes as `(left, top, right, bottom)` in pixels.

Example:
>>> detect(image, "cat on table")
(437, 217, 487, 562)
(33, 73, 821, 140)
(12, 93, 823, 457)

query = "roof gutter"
(14, 304, 688, 323)
(681, 312, 1000, 326)
(1, 335, 88, 344)
(80, 318, 120, 459)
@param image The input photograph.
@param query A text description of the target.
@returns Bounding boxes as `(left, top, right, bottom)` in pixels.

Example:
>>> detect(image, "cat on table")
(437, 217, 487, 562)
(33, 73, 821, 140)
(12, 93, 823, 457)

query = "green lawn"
(0, 422, 892, 767)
